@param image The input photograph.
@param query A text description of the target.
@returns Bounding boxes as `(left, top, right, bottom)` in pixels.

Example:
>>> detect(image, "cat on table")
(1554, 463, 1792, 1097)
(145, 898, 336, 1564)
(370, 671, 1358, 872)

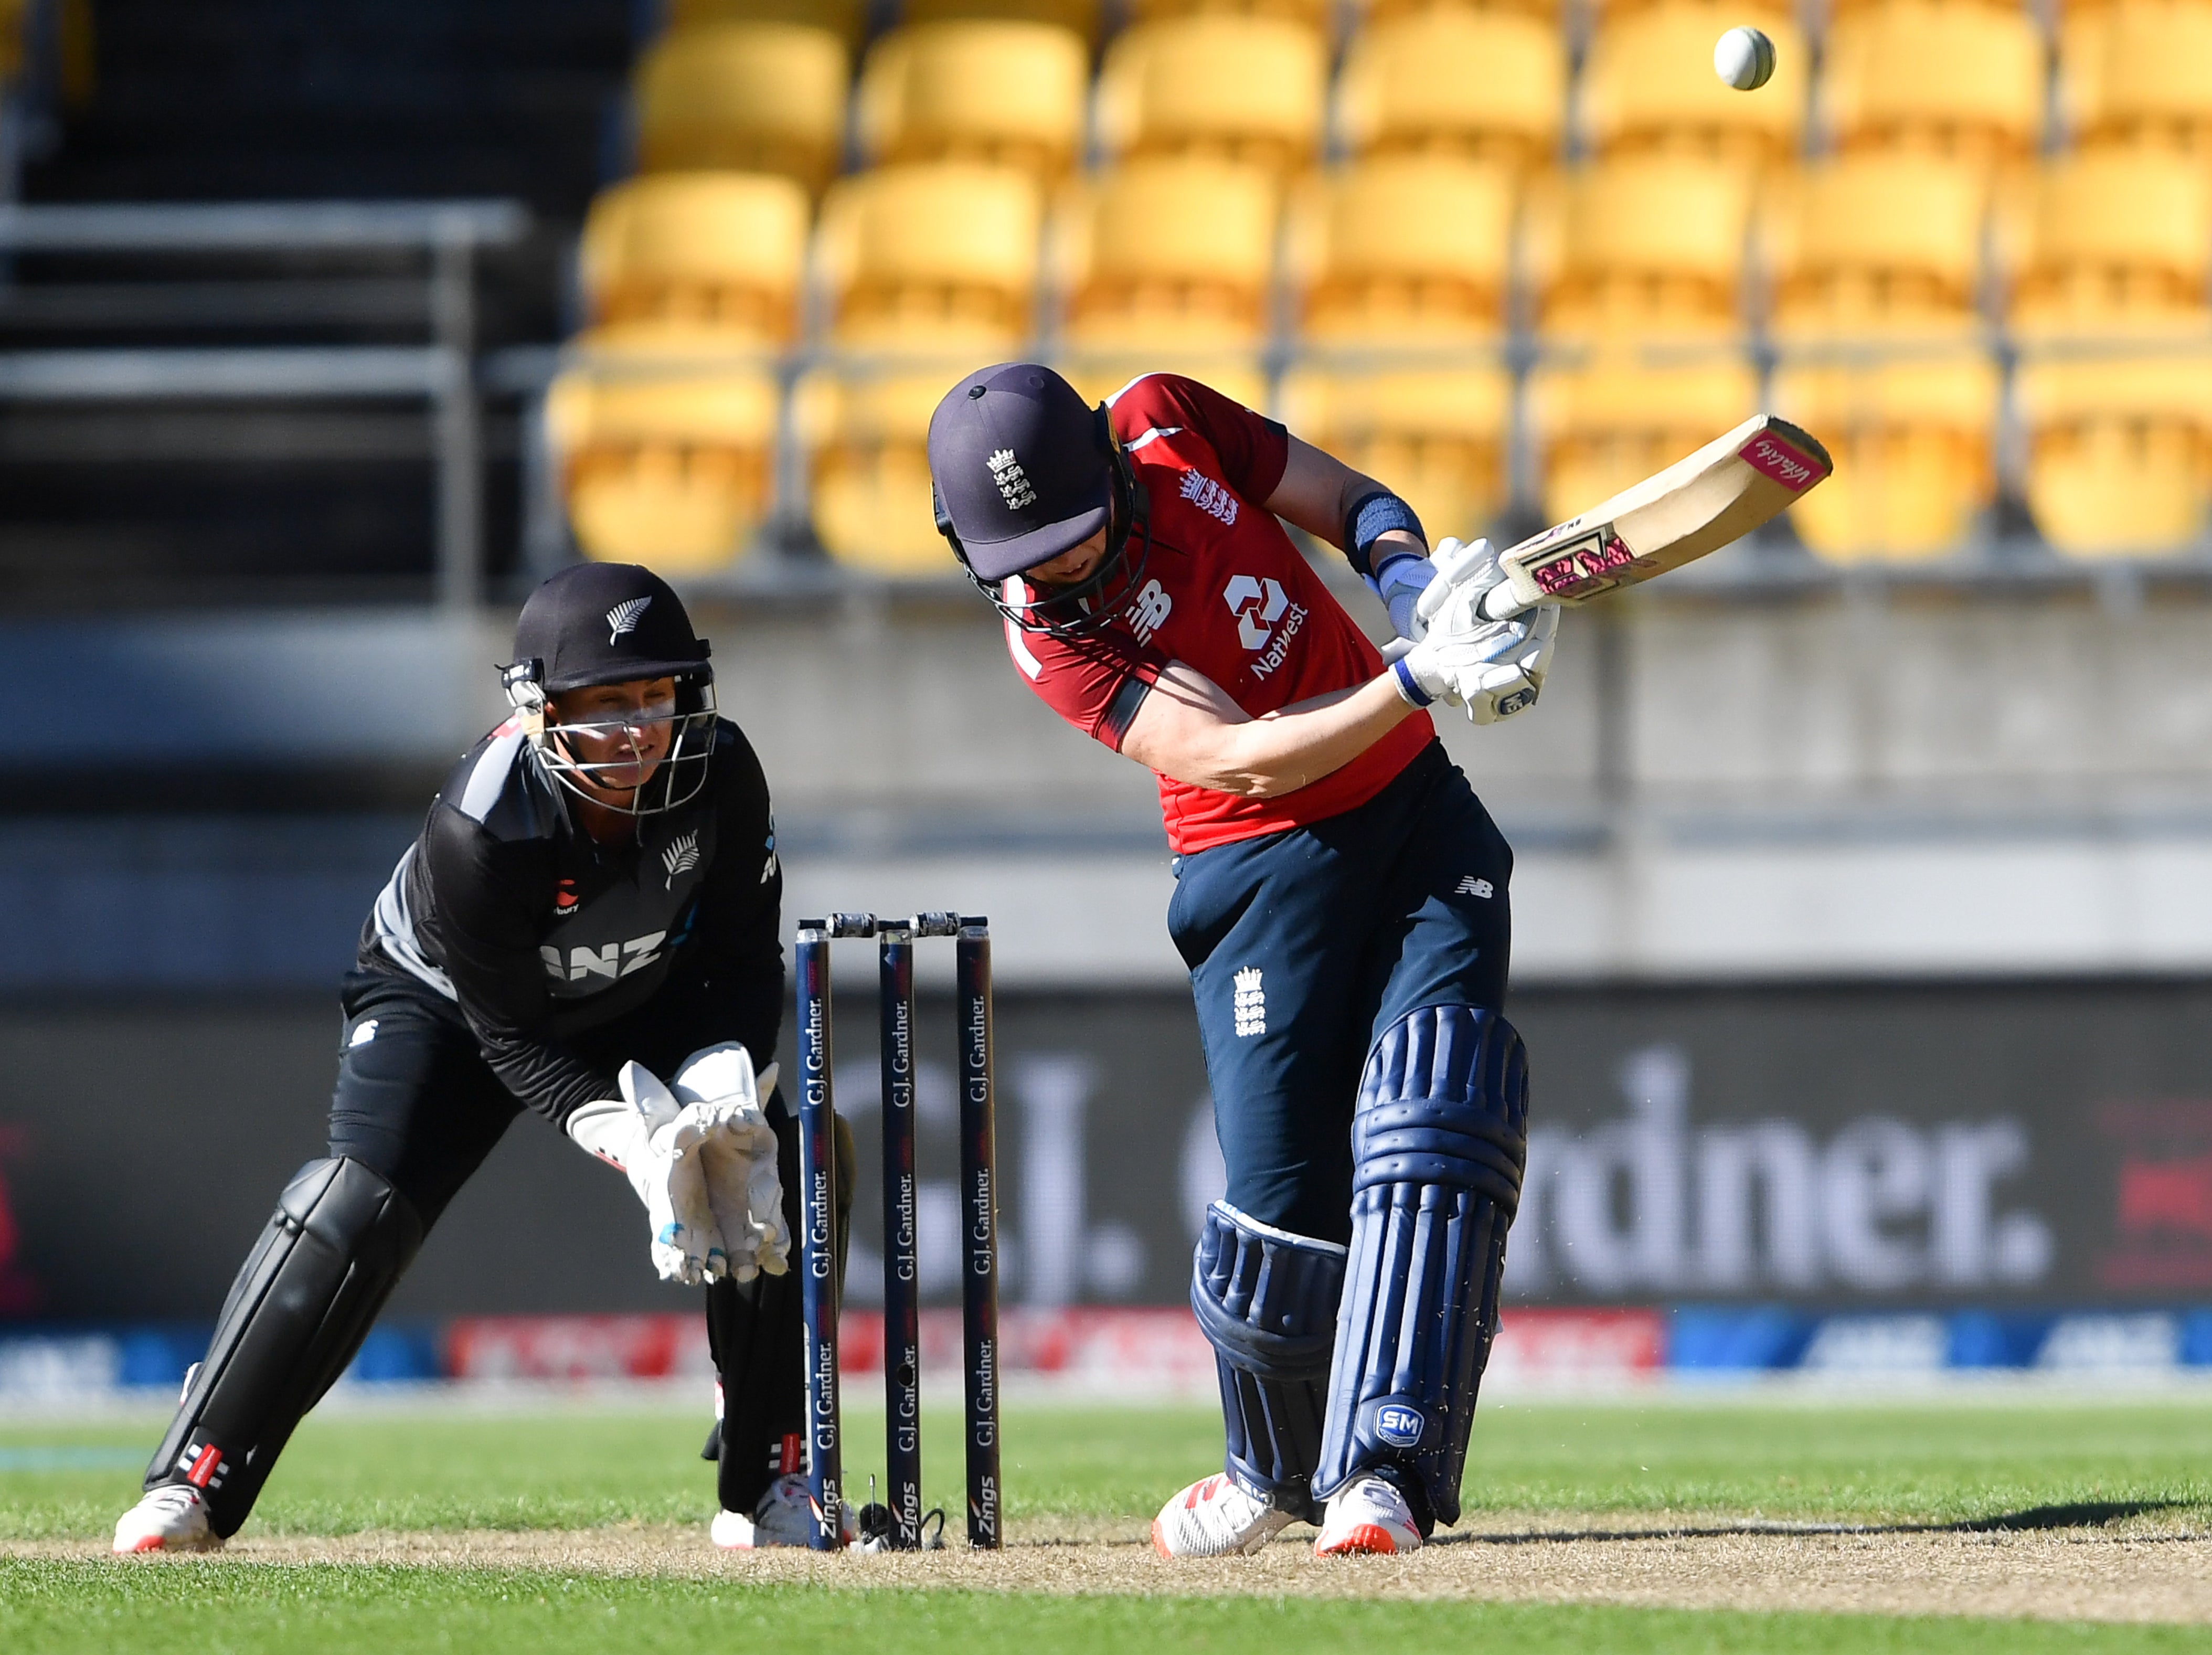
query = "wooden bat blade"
(1480, 415, 1832, 619)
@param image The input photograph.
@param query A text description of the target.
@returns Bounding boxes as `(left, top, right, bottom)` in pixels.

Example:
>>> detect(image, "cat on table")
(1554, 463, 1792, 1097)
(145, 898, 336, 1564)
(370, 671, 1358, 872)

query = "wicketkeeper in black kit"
(113, 564, 850, 1554)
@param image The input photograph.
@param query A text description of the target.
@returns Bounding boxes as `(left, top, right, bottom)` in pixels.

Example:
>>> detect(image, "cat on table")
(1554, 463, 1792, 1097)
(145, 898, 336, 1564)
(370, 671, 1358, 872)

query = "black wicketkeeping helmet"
(499, 563, 718, 816)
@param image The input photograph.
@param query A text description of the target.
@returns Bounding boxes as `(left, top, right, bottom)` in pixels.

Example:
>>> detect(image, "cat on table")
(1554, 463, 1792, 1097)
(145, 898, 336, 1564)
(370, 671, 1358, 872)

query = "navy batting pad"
(1312, 1004, 1528, 1530)
(1190, 1200, 1347, 1519)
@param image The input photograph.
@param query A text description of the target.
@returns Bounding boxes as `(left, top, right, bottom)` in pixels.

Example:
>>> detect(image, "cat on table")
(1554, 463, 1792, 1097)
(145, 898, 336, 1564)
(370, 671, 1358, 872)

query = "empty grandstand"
(0, 0, 2204, 588)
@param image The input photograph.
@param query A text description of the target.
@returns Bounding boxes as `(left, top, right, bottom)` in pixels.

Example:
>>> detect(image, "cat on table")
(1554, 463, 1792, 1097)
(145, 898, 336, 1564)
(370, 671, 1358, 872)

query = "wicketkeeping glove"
(671, 1043, 789, 1283)
(565, 1060, 729, 1287)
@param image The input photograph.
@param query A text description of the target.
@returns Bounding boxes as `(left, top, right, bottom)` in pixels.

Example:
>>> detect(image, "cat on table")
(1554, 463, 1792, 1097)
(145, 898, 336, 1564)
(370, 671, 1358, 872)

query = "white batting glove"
(672, 1044, 790, 1284)
(1460, 602, 1559, 724)
(565, 1061, 729, 1287)
(1395, 556, 1559, 723)
(1408, 536, 1503, 640)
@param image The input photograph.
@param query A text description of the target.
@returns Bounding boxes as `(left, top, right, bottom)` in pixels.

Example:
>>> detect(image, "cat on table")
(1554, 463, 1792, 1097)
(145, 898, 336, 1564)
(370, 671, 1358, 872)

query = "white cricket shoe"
(113, 1484, 222, 1555)
(712, 1472, 854, 1550)
(1313, 1474, 1423, 1557)
(1150, 1473, 1295, 1558)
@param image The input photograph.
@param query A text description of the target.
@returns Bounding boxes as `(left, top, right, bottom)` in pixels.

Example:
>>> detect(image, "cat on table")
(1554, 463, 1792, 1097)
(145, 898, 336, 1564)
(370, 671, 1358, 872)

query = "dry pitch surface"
(7, 1394, 2212, 1629)
(12, 1505, 2212, 1624)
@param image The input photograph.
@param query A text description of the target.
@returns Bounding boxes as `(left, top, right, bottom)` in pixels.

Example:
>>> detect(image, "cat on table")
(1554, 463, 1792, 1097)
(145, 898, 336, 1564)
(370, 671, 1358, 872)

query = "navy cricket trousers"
(1166, 741, 1515, 1245)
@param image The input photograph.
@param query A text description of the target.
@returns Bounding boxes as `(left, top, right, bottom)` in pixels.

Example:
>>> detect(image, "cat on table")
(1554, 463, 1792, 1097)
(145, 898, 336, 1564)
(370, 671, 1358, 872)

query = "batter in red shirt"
(927, 363, 1559, 1562)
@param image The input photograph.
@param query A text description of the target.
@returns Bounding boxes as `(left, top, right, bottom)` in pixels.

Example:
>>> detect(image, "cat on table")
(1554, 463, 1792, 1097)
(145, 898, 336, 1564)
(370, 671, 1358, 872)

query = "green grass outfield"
(4, 1392, 2211, 1652)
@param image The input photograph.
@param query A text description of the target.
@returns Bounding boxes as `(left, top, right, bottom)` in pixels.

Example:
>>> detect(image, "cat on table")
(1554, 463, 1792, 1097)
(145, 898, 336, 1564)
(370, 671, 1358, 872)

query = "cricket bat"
(1441, 415, 1832, 624)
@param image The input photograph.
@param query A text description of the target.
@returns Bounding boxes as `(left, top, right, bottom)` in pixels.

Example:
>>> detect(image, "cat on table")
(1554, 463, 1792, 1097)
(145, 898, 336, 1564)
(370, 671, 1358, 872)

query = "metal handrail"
(0, 346, 458, 397)
(0, 199, 528, 252)
(0, 198, 530, 609)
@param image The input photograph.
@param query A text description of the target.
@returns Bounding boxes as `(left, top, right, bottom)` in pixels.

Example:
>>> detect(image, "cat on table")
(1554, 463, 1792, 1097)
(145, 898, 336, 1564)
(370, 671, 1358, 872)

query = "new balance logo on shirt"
(1232, 967, 1267, 1037)
(1456, 876, 1494, 898)
(1129, 579, 1173, 644)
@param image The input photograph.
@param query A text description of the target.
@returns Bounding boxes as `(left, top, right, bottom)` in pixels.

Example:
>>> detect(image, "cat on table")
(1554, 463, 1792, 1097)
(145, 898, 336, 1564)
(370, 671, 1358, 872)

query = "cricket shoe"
(1313, 1475, 1422, 1557)
(1150, 1473, 1295, 1557)
(113, 1484, 223, 1555)
(712, 1472, 855, 1550)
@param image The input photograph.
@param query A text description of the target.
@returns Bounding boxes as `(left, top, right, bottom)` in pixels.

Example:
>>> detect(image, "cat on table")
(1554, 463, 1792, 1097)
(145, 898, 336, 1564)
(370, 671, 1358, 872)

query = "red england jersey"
(1002, 373, 1435, 855)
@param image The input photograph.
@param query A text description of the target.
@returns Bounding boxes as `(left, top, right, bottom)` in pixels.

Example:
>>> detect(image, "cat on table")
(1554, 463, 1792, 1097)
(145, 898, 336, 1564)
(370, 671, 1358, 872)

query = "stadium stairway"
(4, 0, 639, 606)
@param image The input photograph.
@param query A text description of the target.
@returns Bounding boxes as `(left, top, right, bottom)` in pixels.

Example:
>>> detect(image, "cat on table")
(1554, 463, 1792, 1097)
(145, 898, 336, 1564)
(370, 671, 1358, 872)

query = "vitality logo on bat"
(1739, 430, 1827, 489)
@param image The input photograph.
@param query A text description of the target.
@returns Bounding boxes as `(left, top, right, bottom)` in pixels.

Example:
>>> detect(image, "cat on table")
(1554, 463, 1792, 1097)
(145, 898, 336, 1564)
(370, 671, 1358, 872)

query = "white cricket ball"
(1713, 25, 1777, 91)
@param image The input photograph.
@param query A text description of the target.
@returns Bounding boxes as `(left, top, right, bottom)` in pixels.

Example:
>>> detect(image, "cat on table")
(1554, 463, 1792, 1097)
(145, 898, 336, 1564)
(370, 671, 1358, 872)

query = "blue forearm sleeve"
(1343, 490, 1426, 580)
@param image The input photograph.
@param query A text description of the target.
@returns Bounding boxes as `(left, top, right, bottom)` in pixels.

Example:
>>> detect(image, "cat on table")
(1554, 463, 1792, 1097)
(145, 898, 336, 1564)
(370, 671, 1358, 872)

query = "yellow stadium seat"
(1827, 0, 2020, 18)
(1770, 350, 2000, 560)
(1586, 0, 1794, 19)
(904, 0, 1102, 36)
(815, 162, 1045, 352)
(546, 365, 781, 572)
(665, 0, 868, 51)
(1277, 362, 1515, 539)
(1581, 2, 1807, 169)
(791, 365, 982, 574)
(2075, 0, 2212, 161)
(1766, 155, 1986, 338)
(576, 173, 812, 352)
(1537, 156, 1754, 338)
(1129, 0, 1332, 28)
(1360, 0, 1559, 23)
(1055, 353, 1272, 410)
(857, 21, 1089, 178)
(2060, 0, 2122, 136)
(633, 23, 849, 197)
(1095, 15, 1328, 177)
(2018, 353, 2212, 554)
(1287, 156, 1516, 345)
(1057, 157, 1282, 350)
(1824, 1, 2047, 168)
(1335, 9, 1565, 174)
(2011, 151, 2212, 336)
(1528, 352, 1763, 524)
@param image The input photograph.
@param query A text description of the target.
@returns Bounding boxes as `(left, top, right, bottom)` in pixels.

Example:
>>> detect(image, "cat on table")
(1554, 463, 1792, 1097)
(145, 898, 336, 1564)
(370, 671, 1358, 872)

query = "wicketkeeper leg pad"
(705, 1106, 851, 1513)
(144, 1158, 423, 1537)
(1313, 1004, 1528, 1532)
(1191, 1200, 1346, 1521)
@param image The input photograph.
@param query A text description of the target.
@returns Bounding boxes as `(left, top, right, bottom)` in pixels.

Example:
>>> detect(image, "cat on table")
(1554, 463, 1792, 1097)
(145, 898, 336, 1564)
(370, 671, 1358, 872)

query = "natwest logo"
(1225, 574, 1310, 678)
(1222, 575, 1289, 650)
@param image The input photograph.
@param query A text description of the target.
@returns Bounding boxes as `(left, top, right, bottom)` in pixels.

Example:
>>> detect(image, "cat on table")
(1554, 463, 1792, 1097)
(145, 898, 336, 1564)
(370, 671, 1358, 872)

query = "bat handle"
(1379, 636, 1413, 663)
(1477, 584, 1529, 623)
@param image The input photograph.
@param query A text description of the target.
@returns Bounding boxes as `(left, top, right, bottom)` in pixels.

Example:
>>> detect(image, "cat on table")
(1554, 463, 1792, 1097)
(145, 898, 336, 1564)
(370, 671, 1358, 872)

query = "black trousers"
(161, 969, 813, 1525)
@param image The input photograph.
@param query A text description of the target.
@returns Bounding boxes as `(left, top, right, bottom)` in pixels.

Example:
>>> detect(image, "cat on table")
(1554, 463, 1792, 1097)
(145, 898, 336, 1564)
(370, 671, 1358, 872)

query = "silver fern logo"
(662, 830, 700, 888)
(605, 596, 653, 644)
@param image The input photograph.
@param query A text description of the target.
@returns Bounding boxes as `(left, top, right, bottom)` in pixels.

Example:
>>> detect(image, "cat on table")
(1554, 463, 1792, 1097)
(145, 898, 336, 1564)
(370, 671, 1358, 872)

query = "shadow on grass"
(1438, 1500, 2205, 1547)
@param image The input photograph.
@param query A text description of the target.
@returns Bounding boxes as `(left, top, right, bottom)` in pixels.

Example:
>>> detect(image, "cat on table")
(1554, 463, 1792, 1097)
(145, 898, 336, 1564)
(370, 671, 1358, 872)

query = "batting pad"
(1313, 1004, 1528, 1530)
(145, 1157, 423, 1537)
(1190, 1200, 1346, 1521)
